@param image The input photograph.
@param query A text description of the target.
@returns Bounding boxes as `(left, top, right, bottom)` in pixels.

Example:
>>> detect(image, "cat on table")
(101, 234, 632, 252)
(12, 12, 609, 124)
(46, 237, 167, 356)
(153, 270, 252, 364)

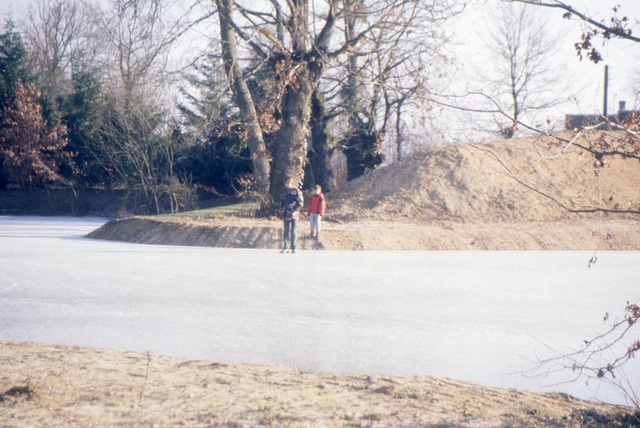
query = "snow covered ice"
(1, 216, 638, 405)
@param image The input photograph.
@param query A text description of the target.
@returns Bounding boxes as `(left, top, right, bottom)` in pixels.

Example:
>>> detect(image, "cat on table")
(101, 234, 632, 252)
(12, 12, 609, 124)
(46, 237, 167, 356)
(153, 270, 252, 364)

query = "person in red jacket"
(306, 184, 326, 239)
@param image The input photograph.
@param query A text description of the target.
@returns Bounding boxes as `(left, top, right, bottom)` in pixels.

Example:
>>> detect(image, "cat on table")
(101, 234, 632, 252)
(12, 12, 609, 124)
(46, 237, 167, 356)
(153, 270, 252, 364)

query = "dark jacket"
(281, 186, 303, 220)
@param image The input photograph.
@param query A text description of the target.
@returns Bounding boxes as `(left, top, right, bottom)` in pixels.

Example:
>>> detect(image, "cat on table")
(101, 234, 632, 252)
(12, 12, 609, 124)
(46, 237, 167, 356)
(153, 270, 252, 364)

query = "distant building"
(565, 101, 638, 130)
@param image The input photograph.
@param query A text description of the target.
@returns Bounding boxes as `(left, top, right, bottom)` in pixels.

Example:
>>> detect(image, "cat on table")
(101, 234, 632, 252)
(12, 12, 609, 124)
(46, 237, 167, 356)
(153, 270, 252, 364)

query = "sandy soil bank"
(2, 341, 638, 427)
(88, 216, 640, 251)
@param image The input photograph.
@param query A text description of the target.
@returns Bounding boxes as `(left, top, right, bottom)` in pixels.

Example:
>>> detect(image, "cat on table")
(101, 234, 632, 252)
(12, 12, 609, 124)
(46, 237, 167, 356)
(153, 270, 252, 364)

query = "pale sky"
(1, 0, 639, 140)
(451, 0, 640, 114)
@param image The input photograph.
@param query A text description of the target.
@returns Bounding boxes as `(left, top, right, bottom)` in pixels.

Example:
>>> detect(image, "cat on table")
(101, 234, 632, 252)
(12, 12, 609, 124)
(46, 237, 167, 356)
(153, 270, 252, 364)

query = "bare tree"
(428, 0, 577, 141)
(213, 0, 462, 204)
(336, 0, 451, 166)
(479, 3, 574, 138)
(21, 0, 95, 99)
(96, 0, 168, 103)
(94, 0, 211, 105)
(91, 94, 195, 214)
(491, 0, 640, 163)
(85, 0, 208, 213)
(216, 0, 272, 203)
(215, 0, 337, 204)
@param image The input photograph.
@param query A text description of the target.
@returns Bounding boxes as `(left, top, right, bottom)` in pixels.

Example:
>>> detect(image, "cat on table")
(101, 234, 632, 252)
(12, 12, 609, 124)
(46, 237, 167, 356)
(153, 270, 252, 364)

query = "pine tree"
(59, 62, 106, 186)
(177, 57, 252, 195)
(0, 20, 31, 110)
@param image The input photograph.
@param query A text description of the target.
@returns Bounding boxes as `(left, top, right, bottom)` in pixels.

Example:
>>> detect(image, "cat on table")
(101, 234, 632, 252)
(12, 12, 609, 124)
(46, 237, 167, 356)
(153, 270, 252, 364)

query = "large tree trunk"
(269, 0, 321, 203)
(216, 0, 271, 200)
(341, 0, 383, 181)
(308, 90, 335, 192)
(269, 69, 316, 202)
(216, 0, 335, 205)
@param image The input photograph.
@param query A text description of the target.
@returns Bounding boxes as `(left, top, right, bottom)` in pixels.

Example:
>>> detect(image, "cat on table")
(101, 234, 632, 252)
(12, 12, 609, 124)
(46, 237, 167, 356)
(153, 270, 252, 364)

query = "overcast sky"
(451, 0, 640, 114)
(1, 0, 639, 140)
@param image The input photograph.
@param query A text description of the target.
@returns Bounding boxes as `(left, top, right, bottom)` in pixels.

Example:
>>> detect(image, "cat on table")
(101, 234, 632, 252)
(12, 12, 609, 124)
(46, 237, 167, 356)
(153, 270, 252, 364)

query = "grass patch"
(146, 200, 261, 224)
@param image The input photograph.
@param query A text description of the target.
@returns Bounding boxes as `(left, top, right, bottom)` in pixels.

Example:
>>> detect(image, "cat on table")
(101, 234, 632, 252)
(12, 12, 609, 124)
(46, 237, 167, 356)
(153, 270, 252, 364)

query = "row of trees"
(0, 0, 637, 215)
(0, 0, 208, 214)
(0, 0, 459, 213)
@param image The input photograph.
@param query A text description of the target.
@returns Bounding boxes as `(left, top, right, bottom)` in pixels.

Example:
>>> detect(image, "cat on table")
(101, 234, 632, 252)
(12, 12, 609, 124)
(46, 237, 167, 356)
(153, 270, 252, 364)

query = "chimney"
(619, 100, 626, 114)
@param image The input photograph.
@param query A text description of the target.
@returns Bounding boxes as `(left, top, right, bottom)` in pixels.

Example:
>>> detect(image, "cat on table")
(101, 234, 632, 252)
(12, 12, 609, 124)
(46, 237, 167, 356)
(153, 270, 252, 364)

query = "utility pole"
(603, 65, 609, 117)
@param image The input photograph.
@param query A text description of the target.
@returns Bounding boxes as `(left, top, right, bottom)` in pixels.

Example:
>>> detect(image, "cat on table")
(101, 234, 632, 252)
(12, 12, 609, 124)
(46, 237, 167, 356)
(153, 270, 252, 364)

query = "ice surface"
(1, 216, 638, 405)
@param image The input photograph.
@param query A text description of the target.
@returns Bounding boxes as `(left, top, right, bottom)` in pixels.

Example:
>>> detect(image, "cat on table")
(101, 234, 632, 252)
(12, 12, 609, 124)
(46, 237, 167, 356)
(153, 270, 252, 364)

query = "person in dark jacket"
(280, 177, 303, 253)
(306, 184, 326, 239)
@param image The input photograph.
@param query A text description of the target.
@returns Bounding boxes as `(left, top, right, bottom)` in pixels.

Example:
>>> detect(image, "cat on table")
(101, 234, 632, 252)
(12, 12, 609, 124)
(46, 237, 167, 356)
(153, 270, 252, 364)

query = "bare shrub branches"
(531, 301, 640, 408)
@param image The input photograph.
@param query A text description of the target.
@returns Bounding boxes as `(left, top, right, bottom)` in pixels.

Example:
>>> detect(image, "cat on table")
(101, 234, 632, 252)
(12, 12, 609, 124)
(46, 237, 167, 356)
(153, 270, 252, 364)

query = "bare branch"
(468, 143, 640, 216)
(508, 0, 640, 44)
(526, 300, 640, 408)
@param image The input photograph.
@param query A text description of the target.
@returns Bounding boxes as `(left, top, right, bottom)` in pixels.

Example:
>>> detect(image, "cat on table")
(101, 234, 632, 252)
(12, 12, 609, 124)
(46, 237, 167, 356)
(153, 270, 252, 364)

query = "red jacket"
(307, 193, 326, 216)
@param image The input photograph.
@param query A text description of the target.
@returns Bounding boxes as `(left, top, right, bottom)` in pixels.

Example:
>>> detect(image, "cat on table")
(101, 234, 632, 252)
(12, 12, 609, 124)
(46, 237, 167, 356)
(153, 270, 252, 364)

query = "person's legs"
(315, 214, 322, 239)
(282, 218, 291, 251)
(309, 213, 318, 237)
(291, 218, 298, 252)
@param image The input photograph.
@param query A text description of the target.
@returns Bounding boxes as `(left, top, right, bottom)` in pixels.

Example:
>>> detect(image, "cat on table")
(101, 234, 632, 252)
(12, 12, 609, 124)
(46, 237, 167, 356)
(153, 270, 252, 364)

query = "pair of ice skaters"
(280, 178, 326, 253)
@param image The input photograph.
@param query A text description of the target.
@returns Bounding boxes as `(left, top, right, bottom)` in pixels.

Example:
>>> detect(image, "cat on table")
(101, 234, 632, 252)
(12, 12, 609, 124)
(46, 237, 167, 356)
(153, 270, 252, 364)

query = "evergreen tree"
(59, 62, 106, 186)
(0, 20, 31, 110)
(343, 117, 384, 181)
(177, 57, 252, 195)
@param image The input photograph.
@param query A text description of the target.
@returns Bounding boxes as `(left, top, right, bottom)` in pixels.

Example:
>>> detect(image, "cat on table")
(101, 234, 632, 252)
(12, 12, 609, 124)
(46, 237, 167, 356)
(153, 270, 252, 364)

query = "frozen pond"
(1, 216, 638, 406)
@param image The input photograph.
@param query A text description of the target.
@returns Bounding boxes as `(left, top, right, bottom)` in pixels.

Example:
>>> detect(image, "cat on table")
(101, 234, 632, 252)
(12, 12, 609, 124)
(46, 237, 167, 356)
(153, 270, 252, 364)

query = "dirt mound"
(330, 132, 640, 223)
(88, 132, 640, 250)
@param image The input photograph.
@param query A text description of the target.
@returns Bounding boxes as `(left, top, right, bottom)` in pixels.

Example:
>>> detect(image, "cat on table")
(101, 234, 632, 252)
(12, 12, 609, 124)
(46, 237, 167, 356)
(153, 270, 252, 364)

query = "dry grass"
(2, 341, 638, 427)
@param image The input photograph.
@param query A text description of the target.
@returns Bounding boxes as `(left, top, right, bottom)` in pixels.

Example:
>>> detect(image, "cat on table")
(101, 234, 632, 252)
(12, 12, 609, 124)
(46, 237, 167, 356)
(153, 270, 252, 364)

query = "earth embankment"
(88, 132, 640, 250)
(2, 340, 638, 427)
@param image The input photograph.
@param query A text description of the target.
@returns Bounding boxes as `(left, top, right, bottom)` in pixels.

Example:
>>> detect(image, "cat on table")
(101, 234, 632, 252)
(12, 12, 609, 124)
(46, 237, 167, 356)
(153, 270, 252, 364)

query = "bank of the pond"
(1, 341, 638, 427)
(88, 215, 640, 250)
(89, 134, 640, 250)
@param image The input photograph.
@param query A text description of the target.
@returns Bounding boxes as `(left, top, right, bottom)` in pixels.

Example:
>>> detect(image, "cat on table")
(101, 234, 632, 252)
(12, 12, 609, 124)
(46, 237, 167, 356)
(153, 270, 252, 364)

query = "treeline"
(0, 0, 453, 215)
(0, 16, 251, 215)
